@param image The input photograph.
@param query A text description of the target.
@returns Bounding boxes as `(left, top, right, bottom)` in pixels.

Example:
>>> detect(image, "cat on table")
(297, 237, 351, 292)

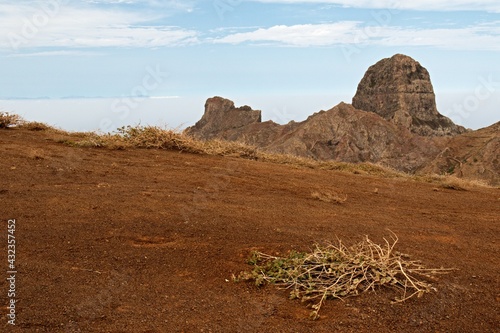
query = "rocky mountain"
(352, 54, 467, 136)
(185, 54, 498, 185)
(260, 103, 439, 173)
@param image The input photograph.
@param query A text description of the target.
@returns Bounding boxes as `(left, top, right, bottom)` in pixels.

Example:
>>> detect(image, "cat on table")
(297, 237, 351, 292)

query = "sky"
(0, 0, 499, 131)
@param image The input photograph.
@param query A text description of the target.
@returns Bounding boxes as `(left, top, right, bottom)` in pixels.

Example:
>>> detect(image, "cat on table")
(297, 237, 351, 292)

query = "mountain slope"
(423, 121, 500, 185)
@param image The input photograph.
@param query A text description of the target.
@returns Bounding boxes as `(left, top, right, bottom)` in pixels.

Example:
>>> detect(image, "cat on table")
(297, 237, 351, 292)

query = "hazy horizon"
(1, 89, 498, 133)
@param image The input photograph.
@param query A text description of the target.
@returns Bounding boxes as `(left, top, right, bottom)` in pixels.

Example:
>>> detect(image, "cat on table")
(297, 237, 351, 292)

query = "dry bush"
(415, 174, 490, 190)
(0, 112, 22, 128)
(20, 121, 52, 131)
(318, 161, 400, 176)
(311, 190, 347, 204)
(68, 133, 112, 148)
(115, 126, 258, 158)
(236, 233, 452, 320)
(437, 175, 490, 190)
(68, 126, 258, 158)
(0, 112, 69, 134)
(116, 126, 199, 151)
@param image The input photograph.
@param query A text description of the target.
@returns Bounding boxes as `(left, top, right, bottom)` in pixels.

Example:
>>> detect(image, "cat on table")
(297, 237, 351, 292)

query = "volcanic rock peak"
(186, 96, 261, 139)
(352, 54, 466, 136)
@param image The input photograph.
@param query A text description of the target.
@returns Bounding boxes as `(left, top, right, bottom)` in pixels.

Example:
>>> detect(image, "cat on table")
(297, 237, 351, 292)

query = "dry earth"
(1, 128, 499, 332)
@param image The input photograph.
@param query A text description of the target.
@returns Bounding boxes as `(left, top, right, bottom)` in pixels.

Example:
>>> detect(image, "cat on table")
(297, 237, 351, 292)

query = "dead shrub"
(0, 112, 22, 128)
(67, 125, 258, 158)
(235, 233, 452, 320)
(20, 121, 51, 131)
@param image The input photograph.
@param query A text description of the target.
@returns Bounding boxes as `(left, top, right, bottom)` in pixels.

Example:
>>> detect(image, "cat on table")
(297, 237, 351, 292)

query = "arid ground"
(1, 128, 499, 332)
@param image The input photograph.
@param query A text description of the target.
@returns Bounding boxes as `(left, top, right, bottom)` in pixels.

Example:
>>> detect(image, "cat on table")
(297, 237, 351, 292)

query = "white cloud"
(214, 22, 361, 46)
(214, 21, 500, 51)
(249, 0, 500, 12)
(0, 1, 198, 51)
(2, 0, 499, 52)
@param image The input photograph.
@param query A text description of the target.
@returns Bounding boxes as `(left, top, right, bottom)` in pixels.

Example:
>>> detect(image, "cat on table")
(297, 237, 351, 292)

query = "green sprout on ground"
(235, 233, 453, 320)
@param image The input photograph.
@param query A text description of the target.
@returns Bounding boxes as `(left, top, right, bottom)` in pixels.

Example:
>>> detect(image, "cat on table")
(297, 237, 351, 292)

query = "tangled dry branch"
(236, 233, 453, 320)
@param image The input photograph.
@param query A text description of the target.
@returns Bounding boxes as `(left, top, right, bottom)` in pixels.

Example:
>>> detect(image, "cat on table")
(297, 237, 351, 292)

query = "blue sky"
(1, 0, 499, 131)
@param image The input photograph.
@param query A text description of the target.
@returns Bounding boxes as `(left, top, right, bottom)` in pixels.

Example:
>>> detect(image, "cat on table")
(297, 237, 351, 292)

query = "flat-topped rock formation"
(185, 96, 261, 140)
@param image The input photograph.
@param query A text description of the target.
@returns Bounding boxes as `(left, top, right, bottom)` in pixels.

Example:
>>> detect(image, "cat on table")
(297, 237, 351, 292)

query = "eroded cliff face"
(352, 54, 467, 136)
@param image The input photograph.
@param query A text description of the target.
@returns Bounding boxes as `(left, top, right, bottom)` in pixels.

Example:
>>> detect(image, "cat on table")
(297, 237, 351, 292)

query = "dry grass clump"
(0, 112, 22, 128)
(321, 161, 399, 176)
(236, 233, 452, 320)
(70, 125, 258, 158)
(439, 176, 491, 190)
(257, 151, 401, 177)
(0, 113, 67, 134)
(311, 190, 347, 204)
(415, 174, 490, 190)
(20, 121, 52, 131)
(202, 139, 257, 158)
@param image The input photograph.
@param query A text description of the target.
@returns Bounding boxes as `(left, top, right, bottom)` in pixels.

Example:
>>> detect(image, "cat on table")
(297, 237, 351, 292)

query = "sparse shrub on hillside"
(0, 112, 22, 128)
(21, 121, 51, 131)
(116, 125, 198, 151)
(116, 125, 258, 158)
(415, 174, 490, 191)
(0, 113, 66, 133)
(69, 125, 258, 158)
(438, 175, 491, 190)
(257, 151, 401, 177)
(235, 233, 452, 320)
(68, 133, 112, 148)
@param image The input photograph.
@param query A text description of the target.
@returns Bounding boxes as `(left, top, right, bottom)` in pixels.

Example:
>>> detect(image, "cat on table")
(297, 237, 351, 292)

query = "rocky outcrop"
(352, 54, 467, 136)
(185, 96, 261, 140)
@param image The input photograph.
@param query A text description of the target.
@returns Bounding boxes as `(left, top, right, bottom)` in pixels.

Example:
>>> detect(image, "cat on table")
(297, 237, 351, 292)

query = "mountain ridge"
(186, 54, 498, 185)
